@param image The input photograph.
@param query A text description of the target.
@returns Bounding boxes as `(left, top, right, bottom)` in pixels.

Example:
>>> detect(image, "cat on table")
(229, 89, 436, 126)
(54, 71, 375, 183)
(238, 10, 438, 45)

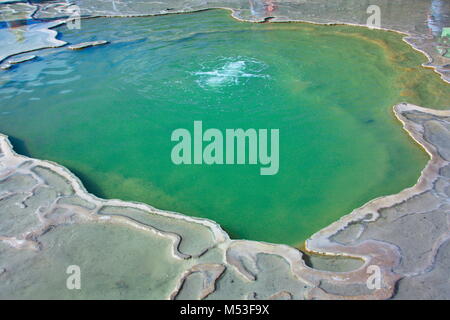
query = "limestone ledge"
(67, 40, 109, 50)
(0, 103, 449, 299)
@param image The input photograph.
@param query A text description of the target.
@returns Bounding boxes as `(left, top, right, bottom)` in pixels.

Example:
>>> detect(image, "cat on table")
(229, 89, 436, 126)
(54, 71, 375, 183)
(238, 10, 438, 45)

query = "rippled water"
(0, 10, 449, 245)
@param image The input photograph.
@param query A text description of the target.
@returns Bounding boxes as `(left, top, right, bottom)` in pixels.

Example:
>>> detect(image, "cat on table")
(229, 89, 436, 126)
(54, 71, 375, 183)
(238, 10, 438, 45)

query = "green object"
(441, 27, 450, 38)
(0, 10, 449, 245)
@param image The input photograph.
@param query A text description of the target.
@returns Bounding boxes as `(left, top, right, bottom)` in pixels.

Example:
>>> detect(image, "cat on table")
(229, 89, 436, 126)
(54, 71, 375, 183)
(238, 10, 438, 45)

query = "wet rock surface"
(67, 40, 108, 50)
(7, 54, 36, 64)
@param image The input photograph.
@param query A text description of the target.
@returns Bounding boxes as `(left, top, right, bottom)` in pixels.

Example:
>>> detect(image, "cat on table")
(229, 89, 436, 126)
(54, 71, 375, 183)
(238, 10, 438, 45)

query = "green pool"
(1, 10, 449, 245)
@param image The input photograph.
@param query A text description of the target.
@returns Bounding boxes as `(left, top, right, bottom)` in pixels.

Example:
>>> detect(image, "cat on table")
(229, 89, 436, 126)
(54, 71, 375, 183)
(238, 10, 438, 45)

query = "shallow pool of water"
(0, 10, 449, 245)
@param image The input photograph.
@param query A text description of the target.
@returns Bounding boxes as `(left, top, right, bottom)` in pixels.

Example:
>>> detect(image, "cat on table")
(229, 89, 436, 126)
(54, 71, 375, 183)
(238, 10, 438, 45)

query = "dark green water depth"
(1, 10, 449, 245)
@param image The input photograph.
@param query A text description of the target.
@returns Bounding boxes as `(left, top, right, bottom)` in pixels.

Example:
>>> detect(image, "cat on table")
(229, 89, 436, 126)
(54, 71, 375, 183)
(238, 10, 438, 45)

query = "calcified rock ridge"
(0, 103, 449, 299)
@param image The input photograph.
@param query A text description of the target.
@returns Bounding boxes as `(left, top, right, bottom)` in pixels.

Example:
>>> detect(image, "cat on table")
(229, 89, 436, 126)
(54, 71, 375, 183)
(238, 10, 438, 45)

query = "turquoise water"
(0, 10, 448, 245)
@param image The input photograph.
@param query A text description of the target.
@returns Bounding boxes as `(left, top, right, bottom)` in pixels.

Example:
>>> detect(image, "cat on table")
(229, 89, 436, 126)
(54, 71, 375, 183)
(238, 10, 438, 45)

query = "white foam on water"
(193, 57, 269, 89)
